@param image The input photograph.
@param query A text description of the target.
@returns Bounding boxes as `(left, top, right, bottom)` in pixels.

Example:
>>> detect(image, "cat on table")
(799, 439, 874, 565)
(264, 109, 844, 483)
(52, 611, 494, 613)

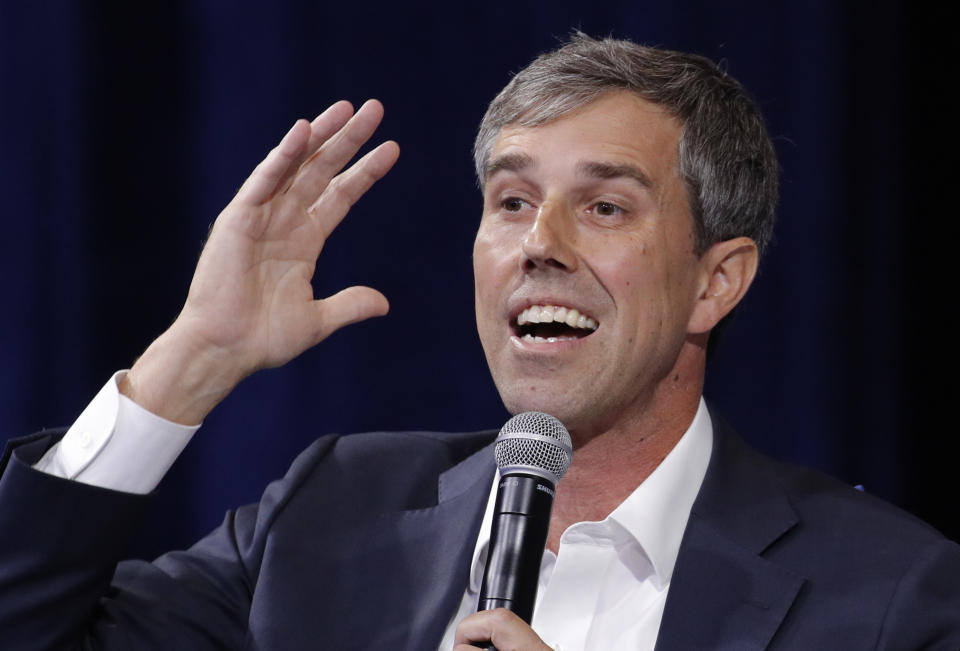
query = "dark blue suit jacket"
(1, 414, 958, 650)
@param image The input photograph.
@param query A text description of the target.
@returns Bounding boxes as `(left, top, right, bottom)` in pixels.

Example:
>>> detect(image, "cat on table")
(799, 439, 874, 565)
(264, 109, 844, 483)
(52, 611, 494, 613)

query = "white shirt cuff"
(33, 371, 200, 494)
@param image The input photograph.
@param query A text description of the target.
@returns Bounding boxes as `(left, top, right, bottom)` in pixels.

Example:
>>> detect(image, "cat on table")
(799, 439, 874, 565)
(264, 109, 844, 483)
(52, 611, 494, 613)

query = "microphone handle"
(477, 473, 555, 650)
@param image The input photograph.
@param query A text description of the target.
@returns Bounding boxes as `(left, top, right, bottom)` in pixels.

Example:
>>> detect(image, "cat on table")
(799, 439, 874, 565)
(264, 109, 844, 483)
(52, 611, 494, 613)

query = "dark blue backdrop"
(2, 1, 953, 557)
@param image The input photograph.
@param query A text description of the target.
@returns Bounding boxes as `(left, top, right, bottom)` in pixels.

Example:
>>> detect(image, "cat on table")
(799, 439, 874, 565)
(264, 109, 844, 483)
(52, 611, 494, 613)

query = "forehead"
(486, 91, 683, 186)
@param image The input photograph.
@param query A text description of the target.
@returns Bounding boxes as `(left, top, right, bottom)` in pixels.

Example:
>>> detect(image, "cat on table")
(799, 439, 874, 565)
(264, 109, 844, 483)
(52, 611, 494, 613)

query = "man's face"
(473, 91, 708, 439)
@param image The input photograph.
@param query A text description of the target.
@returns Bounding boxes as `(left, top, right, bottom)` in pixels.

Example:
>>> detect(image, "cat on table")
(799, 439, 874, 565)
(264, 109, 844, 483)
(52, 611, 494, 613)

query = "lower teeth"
(522, 334, 577, 343)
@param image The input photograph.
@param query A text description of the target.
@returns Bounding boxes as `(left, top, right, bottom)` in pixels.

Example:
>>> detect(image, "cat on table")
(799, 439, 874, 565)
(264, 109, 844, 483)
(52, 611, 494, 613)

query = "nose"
(520, 202, 577, 272)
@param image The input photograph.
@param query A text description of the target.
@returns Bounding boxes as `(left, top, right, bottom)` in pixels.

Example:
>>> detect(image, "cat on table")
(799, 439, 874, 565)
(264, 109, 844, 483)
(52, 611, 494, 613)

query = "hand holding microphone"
(470, 412, 572, 651)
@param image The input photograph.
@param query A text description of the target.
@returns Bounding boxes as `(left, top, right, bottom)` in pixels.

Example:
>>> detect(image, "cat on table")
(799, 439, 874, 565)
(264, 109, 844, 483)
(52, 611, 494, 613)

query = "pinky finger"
(234, 119, 311, 205)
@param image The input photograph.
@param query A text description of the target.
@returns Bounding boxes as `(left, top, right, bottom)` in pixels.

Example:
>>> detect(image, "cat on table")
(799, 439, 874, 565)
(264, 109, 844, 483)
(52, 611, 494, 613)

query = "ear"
(687, 237, 759, 334)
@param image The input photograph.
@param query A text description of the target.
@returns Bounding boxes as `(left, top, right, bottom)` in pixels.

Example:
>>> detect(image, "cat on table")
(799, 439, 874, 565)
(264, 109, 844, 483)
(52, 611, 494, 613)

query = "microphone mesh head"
(494, 412, 573, 485)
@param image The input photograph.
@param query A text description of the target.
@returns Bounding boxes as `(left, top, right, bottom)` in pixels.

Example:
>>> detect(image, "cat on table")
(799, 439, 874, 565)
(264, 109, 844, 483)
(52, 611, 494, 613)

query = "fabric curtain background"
(1, 1, 951, 558)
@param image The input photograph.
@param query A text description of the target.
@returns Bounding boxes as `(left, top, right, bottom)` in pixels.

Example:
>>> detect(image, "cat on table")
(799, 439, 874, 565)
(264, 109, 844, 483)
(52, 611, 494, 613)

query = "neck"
(545, 339, 705, 553)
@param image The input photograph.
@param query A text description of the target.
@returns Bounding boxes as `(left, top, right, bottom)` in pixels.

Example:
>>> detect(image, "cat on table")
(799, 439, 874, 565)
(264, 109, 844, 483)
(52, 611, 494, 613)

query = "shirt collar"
(468, 398, 713, 593)
(607, 398, 712, 585)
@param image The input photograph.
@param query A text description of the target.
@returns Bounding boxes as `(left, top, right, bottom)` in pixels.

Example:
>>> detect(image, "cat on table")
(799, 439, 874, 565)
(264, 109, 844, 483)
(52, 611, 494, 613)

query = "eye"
(501, 197, 528, 212)
(590, 201, 624, 217)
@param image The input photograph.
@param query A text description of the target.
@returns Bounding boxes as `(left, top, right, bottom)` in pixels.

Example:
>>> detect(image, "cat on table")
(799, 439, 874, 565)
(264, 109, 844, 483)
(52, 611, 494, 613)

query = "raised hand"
(121, 100, 399, 424)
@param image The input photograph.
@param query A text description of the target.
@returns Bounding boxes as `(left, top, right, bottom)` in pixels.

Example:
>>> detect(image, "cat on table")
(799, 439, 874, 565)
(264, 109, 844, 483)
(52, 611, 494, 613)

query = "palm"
(179, 100, 397, 374)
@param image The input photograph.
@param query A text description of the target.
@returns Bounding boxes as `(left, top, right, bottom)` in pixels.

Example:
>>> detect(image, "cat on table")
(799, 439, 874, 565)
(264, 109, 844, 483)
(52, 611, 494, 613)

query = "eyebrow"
(484, 152, 535, 180)
(577, 160, 655, 190)
(485, 153, 655, 190)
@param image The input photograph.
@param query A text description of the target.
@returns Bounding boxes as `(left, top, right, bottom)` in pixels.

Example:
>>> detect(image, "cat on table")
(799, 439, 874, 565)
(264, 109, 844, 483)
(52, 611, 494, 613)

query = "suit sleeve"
(875, 536, 960, 650)
(0, 430, 335, 650)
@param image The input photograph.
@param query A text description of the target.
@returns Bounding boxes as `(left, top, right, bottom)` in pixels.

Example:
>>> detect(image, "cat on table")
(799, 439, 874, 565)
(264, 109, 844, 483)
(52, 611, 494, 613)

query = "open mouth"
(513, 304, 599, 342)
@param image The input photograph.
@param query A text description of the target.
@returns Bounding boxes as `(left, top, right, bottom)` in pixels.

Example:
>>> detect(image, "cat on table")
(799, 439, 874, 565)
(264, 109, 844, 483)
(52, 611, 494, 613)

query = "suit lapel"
(248, 432, 496, 651)
(366, 437, 495, 650)
(655, 416, 805, 651)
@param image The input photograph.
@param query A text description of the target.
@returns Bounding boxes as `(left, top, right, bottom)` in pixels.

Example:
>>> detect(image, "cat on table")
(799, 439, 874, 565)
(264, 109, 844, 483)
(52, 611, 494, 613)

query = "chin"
(499, 385, 582, 424)
(497, 381, 622, 441)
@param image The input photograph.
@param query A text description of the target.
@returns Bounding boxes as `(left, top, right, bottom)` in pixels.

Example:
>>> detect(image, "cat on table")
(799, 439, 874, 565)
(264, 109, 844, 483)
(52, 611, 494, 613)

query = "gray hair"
(473, 34, 779, 257)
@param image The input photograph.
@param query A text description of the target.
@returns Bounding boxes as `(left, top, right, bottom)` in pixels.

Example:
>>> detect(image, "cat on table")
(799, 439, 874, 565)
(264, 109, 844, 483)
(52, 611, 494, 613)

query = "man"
(1, 34, 958, 650)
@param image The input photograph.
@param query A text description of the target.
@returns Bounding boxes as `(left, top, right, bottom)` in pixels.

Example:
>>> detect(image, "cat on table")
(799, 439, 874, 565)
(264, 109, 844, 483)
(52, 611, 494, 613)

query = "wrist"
(121, 322, 250, 425)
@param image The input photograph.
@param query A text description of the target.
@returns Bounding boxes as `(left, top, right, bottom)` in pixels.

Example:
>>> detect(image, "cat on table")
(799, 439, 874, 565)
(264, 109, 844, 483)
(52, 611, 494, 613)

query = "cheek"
(473, 228, 516, 289)
(594, 247, 648, 301)
(473, 235, 508, 331)
(472, 222, 499, 271)
(597, 253, 676, 340)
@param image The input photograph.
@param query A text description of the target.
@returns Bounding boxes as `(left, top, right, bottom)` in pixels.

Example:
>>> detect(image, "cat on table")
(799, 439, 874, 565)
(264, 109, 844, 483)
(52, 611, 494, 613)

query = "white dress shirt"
(34, 371, 198, 494)
(35, 374, 712, 650)
(437, 400, 712, 650)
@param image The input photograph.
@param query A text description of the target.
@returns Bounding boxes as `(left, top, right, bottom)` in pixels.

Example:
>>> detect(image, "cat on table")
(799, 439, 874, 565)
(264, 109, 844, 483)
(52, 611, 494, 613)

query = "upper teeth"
(516, 304, 598, 330)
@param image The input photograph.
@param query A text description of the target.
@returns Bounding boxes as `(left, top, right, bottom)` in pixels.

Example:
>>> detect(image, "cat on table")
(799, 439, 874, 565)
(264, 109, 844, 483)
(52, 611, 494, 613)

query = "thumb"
(312, 285, 389, 342)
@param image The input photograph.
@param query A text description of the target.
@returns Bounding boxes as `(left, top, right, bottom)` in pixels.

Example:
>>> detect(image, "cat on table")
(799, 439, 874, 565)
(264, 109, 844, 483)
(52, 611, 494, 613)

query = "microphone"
(477, 411, 573, 635)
